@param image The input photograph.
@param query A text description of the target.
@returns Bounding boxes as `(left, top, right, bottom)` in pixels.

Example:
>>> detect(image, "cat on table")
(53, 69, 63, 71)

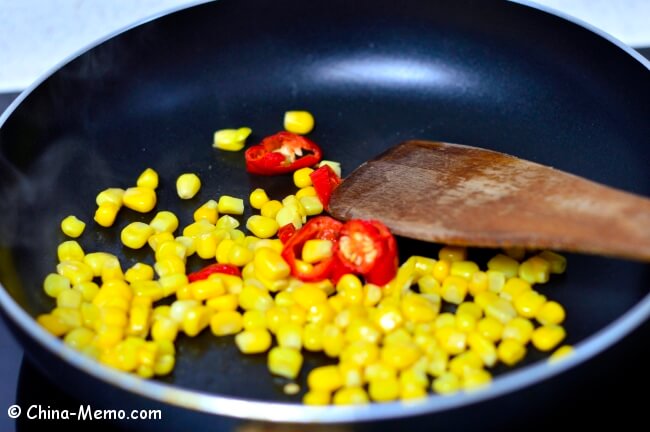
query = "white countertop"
(0, 0, 649, 93)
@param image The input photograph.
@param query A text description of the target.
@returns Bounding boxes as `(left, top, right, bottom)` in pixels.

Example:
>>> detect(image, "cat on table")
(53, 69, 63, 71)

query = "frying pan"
(1, 0, 649, 428)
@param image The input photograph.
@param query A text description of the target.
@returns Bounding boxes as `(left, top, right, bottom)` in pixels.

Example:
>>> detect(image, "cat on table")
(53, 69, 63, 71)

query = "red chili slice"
(309, 164, 341, 210)
(187, 263, 241, 282)
(245, 131, 323, 175)
(281, 216, 343, 282)
(278, 223, 297, 244)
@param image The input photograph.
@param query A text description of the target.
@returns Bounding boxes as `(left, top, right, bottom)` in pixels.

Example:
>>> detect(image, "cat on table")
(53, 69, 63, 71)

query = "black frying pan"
(1, 0, 649, 429)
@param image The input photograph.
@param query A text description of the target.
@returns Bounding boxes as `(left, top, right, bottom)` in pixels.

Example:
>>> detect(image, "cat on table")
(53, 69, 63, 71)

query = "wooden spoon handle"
(329, 141, 650, 261)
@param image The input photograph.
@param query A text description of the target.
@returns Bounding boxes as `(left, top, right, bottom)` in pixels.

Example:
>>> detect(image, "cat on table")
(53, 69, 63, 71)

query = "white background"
(1, 0, 649, 92)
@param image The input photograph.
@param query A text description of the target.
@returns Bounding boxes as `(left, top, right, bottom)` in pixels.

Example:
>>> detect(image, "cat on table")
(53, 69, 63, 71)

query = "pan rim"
(0, 0, 649, 423)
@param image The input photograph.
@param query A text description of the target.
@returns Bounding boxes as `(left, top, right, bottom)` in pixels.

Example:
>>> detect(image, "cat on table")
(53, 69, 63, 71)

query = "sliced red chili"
(310, 164, 341, 210)
(281, 216, 343, 282)
(277, 223, 297, 244)
(336, 219, 398, 285)
(188, 263, 241, 282)
(245, 131, 323, 175)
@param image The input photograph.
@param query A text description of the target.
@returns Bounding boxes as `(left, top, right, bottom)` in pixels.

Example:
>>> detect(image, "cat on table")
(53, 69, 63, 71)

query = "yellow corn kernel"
(450, 260, 479, 279)
(38, 314, 71, 336)
(131, 280, 164, 301)
(366, 376, 399, 402)
(246, 215, 279, 239)
(293, 167, 314, 188)
(213, 127, 252, 151)
(372, 303, 404, 333)
(121, 222, 154, 249)
(192, 232, 216, 260)
(44, 273, 71, 298)
(148, 232, 175, 252)
(231, 229, 246, 242)
(190, 278, 225, 300)
(430, 259, 449, 283)
(190, 201, 217, 226)
(318, 160, 342, 178)
(64, 327, 95, 349)
(153, 354, 175, 376)
(215, 238, 235, 264)
(455, 312, 477, 333)
(501, 277, 531, 302)
(306, 302, 335, 326)
(513, 290, 547, 318)
(217, 195, 244, 214)
(417, 275, 440, 295)
(436, 327, 467, 355)
(260, 200, 283, 219)
(52, 307, 82, 328)
(339, 362, 364, 387)
(457, 302, 482, 319)
(362, 283, 382, 307)
(94, 324, 124, 349)
(94, 203, 120, 227)
(484, 297, 517, 324)
(61, 215, 86, 238)
(297, 239, 332, 264)
(298, 196, 324, 216)
(401, 294, 439, 323)
(463, 369, 492, 391)
(487, 270, 506, 294)
(134, 167, 158, 189)
(302, 323, 324, 351)
(467, 271, 488, 296)
(239, 285, 274, 311)
(275, 206, 303, 229)
(206, 293, 239, 312)
(128, 297, 152, 337)
(176, 173, 201, 199)
(296, 186, 317, 199)
(502, 317, 534, 344)
(148, 211, 178, 234)
(96, 188, 124, 207)
(441, 276, 468, 304)
(155, 240, 187, 261)
(151, 317, 178, 342)
(380, 342, 421, 370)
(292, 285, 327, 310)
(474, 291, 499, 309)
(549, 345, 574, 363)
(268, 347, 303, 379)
(182, 305, 212, 337)
(432, 372, 461, 395)
(175, 236, 196, 256)
(322, 324, 345, 357)
(308, 365, 343, 392)
(519, 256, 551, 285)
(536, 301, 566, 325)
(81, 252, 113, 277)
(154, 256, 185, 278)
(243, 309, 267, 330)
(125, 263, 154, 283)
(284, 110, 315, 134)
(468, 332, 498, 367)
(215, 215, 238, 231)
(532, 325, 566, 351)
(498, 339, 526, 366)
(210, 310, 243, 336)
(183, 220, 215, 241)
(217, 274, 244, 295)
(123, 186, 157, 213)
(366, 362, 398, 383)
(538, 251, 567, 274)
(449, 350, 483, 377)
(303, 390, 331, 405)
(487, 254, 520, 278)
(253, 247, 290, 281)
(235, 328, 272, 354)
(81, 302, 101, 330)
(228, 243, 254, 266)
(340, 341, 379, 367)
(73, 281, 99, 302)
(57, 260, 94, 285)
(438, 246, 466, 262)
(248, 188, 269, 210)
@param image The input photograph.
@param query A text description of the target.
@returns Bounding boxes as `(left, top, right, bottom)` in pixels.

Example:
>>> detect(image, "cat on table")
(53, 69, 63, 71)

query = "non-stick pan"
(1, 0, 649, 429)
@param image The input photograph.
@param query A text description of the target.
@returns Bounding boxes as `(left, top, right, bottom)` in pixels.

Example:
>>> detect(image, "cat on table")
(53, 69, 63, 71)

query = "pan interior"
(1, 0, 649, 403)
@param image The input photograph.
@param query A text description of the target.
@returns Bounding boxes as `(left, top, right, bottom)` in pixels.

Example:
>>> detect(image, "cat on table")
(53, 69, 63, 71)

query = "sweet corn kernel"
(206, 293, 239, 312)
(260, 200, 283, 219)
(213, 127, 252, 151)
(432, 259, 450, 282)
(149, 211, 179, 233)
(502, 317, 534, 344)
(248, 188, 269, 210)
(243, 310, 267, 330)
(296, 186, 317, 199)
(137, 168, 159, 189)
(513, 290, 547, 318)
(455, 312, 477, 332)
(52, 307, 82, 328)
(57, 260, 94, 285)
(487, 254, 520, 278)
(121, 222, 154, 249)
(94, 203, 120, 227)
(303, 390, 331, 405)
(176, 173, 201, 199)
(182, 305, 212, 336)
(246, 215, 279, 239)
(450, 261, 479, 279)
(155, 240, 187, 261)
(501, 277, 531, 302)
(191, 278, 226, 300)
(64, 327, 95, 349)
(299, 196, 324, 216)
(228, 244, 254, 266)
(322, 324, 345, 357)
(276, 206, 303, 229)
(239, 285, 274, 311)
(38, 314, 71, 336)
(124, 263, 154, 283)
(154, 256, 185, 277)
(82, 252, 115, 277)
(284, 110, 315, 134)
(468, 271, 488, 296)
(441, 276, 468, 304)
(148, 232, 175, 251)
(535, 301, 566, 325)
(368, 376, 400, 402)
(463, 369, 492, 391)
(302, 323, 324, 351)
(293, 167, 314, 188)
(438, 246, 466, 262)
(210, 310, 243, 336)
(123, 187, 157, 213)
(436, 327, 467, 355)
(519, 256, 551, 285)
(487, 270, 506, 294)
(61, 215, 86, 238)
(217, 195, 244, 215)
(498, 339, 526, 366)
(474, 291, 499, 309)
(332, 386, 369, 405)
(532, 325, 566, 351)
(549, 345, 574, 363)
(484, 298, 517, 324)
(254, 247, 290, 281)
(449, 351, 483, 377)
(44, 273, 71, 298)
(432, 372, 461, 395)
(96, 188, 124, 207)
(151, 317, 178, 342)
(235, 328, 272, 354)
(308, 365, 343, 392)
(381, 342, 421, 370)
(131, 280, 164, 301)
(401, 294, 439, 323)
(538, 251, 567, 274)
(268, 346, 303, 379)
(468, 332, 497, 367)
(73, 281, 99, 302)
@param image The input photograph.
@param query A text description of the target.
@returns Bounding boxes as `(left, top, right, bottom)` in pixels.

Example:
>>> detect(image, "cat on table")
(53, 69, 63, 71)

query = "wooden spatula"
(328, 140, 650, 261)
